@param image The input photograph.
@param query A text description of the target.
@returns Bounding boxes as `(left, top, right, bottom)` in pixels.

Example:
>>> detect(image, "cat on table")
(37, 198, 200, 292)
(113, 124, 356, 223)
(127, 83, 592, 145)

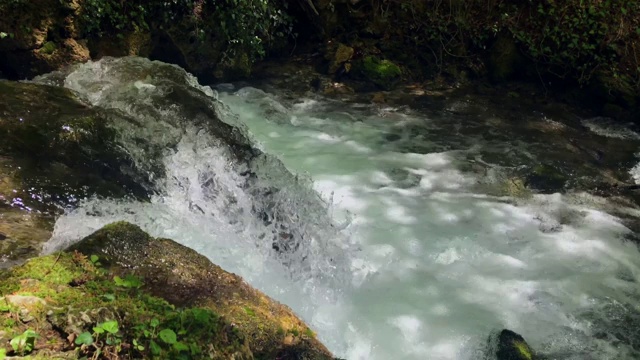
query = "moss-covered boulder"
(0, 222, 336, 358)
(353, 55, 402, 90)
(496, 329, 537, 360)
(0, 249, 253, 358)
(0, 81, 146, 267)
(67, 222, 335, 359)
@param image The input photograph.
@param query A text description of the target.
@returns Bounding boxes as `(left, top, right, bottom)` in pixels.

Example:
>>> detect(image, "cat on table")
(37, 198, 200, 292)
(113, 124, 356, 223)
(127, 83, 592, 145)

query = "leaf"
(133, 339, 145, 351)
(75, 332, 94, 346)
(101, 293, 115, 302)
(101, 320, 119, 334)
(150, 318, 160, 328)
(93, 327, 105, 334)
(90, 255, 99, 263)
(173, 341, 189, 352)
(0, 348, 5, 360)
(10, 330, 37, 354)
(0, 32, 7, 39)
(158, 328, 177, 345)
(150, 340, 162, 355)
(114, 274, 142, 288)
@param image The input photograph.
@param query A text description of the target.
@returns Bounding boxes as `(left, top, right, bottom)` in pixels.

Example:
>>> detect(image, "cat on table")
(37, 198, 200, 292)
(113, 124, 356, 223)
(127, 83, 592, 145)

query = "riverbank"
(1, 0, 638, 122)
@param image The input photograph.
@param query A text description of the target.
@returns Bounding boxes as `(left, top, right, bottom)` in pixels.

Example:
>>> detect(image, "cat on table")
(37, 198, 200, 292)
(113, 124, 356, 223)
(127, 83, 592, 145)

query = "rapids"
(37, 57, 640, 359)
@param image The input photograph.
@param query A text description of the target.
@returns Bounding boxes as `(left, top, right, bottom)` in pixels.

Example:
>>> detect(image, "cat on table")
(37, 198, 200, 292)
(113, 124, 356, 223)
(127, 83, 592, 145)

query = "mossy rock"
(502, 177, 532, 198)
(0, 248, 253, 358)
(0, 80, 146, 199)
(496, 329, 537, 360)
(328, 43, 354, 75)
(68, 222, 335, 359)
(40, 41, 57, 55)
(525, 164, 568, 193)
(354, 55, 402, 90)
(0, 81, 147, 267)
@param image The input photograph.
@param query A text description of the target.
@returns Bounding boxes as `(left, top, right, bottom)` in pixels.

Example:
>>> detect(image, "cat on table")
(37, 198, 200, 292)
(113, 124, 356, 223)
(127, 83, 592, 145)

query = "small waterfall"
(37, 57, 357, 353)
(34, 57, 640, 359)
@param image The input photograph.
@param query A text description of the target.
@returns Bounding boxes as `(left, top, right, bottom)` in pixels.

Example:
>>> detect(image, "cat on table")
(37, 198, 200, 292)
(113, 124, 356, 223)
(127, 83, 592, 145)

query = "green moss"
(360, 56, 402, 89)
(244, 306, 257, 317)
(513, 340, 533, 360)
(305, 327, 315, 338)
(0, 251, 251, 359)
(40, 41, 56, 55)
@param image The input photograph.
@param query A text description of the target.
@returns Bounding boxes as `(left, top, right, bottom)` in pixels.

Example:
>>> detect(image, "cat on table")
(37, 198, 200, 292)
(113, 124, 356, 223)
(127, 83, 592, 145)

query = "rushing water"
(38, 57, 640, 359)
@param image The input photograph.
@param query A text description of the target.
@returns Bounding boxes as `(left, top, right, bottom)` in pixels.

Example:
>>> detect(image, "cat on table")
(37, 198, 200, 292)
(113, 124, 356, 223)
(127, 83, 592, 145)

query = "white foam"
(36, 62, 640, 360)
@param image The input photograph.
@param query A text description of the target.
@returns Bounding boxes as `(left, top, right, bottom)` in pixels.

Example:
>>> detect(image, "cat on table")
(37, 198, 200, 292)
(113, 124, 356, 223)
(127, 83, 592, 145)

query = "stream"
(36, 57, 640, 359)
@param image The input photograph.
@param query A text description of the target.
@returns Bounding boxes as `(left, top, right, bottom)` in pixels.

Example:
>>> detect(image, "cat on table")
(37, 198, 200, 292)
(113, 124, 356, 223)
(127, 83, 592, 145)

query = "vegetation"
(325, 0, 639, 93)
(0, 0, 294, 64)
(0, 251, 252, 359)
(78, 0, 293, 61)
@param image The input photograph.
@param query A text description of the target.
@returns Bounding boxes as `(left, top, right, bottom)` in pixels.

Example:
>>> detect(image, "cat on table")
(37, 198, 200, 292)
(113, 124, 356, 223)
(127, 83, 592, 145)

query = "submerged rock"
(69, 221, 335, 359)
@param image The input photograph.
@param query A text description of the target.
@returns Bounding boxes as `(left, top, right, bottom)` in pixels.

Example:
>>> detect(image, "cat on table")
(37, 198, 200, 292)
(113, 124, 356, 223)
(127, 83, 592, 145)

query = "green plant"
(90, 254, 101, 266)
(74, 0, 293, 66)
(10, 329, 37, 355)
(75, 320, 122, 357)
(114, 274, 142, 289)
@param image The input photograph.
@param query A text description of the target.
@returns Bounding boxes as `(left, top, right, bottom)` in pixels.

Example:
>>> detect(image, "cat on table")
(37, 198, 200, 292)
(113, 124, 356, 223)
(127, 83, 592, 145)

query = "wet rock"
(328, 42, 354, 76)
(525, 164, 568, 194)
(496, 329, 536, 360)
(353, 55, 402, 90)
(502, 177, 532, 198)
(0, 80, 148, 266)
(70, 221, 335, 359)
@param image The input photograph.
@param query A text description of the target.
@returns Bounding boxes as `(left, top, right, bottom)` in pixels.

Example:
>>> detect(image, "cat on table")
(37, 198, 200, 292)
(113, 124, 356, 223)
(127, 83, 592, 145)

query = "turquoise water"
(40, 57, 640, 359)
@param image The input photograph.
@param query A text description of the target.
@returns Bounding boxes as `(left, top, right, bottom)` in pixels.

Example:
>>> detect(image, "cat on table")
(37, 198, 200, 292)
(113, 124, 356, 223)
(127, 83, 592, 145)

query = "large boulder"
(69, 222, 335, 359)
(0, 80, 145, 267)
(0, 222, 336, 358)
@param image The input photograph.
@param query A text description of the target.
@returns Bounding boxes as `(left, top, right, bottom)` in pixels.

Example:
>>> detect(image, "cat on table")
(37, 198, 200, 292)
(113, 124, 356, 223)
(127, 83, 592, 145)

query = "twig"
(45, 252, 63, 275)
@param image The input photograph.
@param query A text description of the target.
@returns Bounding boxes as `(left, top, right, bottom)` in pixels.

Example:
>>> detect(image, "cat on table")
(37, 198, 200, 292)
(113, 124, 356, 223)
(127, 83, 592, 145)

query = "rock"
(488, 33, 526, 83)
(2, 295, 46, 323)
(328, 43, 354, 75)
(0, 80, 148, 266)
(496, 329, 536, 360)
(4, 295, 46, 308)
(371, 92, 386, 103)
(354, 55, 402, 90)
(502, 177, 531, 198)
(525, 164, 568, 193)
(69, 221, 335, 359)
(0, 246, 256, 359)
